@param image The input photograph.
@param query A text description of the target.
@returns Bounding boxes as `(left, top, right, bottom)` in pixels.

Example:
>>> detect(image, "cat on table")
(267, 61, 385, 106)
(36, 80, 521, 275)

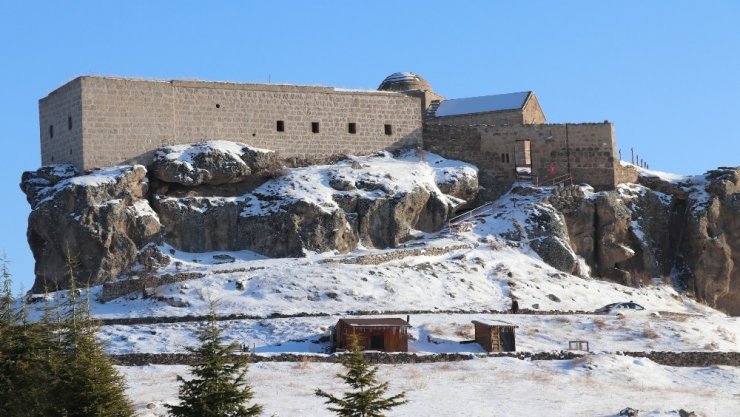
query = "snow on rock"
(152, 140, 277, 186)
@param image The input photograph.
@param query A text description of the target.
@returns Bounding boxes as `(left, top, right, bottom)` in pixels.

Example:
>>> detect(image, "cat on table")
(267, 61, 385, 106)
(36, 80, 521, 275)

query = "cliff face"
(545, 167, 740, 315)
(20, 142, 478, 292)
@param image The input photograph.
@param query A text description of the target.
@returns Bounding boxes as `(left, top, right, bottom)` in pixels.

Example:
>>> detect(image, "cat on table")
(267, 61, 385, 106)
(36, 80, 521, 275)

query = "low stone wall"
(111, 351, 740, 367)
(100, 272, 204, 302)
(321, 243, 472, 266)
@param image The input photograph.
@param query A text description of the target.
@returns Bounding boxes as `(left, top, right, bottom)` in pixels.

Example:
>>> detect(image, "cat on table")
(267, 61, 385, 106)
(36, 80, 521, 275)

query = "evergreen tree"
(0, 256, 58, 417)
(315, 336, 408, 417)
(168, 309, 262, 417)
(51, 254, 135, 417)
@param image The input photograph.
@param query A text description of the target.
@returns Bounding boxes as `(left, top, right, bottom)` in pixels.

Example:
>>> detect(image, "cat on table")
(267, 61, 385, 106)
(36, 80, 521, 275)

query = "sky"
(1, 1, 739, 293)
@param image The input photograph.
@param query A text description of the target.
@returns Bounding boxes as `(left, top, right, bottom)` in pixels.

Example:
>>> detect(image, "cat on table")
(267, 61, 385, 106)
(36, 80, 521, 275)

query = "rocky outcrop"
(676, 168, 740, 315)
(22, 165, 161, 291)
(151, 141, 278, 186)
(545, 168, 740, 315)
(21, 145, 478, 290)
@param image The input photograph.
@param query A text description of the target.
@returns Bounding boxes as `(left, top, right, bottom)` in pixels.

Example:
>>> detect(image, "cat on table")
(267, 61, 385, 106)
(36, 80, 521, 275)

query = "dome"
(378, 72, 432, 92)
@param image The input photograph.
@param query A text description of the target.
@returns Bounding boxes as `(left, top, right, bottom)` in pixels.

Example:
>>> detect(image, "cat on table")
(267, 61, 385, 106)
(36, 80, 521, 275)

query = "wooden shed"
(333, 318, 411, 353)
(472, 320, 518, 352)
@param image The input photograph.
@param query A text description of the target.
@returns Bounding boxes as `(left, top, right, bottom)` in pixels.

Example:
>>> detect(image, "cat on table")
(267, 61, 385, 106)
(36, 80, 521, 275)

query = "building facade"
(39, 72, 622, 199)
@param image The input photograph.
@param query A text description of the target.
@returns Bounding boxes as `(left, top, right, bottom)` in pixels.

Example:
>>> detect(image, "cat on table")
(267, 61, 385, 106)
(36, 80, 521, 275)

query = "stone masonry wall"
(38, 78, 84, 168)
(41, 77, 423, 170)
(424, 122, 617, 200)
(431, 109, 525, 127)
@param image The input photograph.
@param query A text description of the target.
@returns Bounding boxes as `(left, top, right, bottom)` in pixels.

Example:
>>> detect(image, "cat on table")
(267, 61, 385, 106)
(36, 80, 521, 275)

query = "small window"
(506, 153, 510, 163)
(276, 120, 285, 132)
(348, 122, 357, 134)
(49, 125, 54, 138)
(51, 156, 54, 162)
(311, 122, 320, 134)
(215, 103, 221, 109)
(384, 124, 393, 135)
(69, 149, 72, 155)
(68, 116, 72, 130)
(501, 153, 506, 163)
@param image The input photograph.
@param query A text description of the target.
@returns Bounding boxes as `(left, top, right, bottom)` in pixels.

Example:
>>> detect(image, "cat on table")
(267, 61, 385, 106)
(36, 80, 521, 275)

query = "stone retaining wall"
(111, 351, 740, 367)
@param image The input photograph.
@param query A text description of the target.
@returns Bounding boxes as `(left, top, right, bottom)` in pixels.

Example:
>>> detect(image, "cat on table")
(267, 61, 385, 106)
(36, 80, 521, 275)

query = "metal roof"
(435, 91, 531, 117)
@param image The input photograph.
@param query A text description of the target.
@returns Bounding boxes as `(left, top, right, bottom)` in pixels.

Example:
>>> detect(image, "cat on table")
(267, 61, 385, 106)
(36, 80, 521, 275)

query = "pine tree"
(51, 254, 135, 417)
(168, 309, 262, 417)
(315, 336, 408, 417)
(0, 255, 58, 417)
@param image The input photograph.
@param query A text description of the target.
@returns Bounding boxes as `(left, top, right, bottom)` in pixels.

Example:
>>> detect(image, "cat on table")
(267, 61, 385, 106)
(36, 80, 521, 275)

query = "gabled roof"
(434, 91, 531, 117)
(338, 318, 411, 327)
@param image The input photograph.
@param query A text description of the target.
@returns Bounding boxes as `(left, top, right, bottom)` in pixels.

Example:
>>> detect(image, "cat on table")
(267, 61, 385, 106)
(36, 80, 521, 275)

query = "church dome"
(378, 72, 432, 92)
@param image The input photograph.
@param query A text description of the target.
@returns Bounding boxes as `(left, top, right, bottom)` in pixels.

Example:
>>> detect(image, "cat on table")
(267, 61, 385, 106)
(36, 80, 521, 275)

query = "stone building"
(39, 72, 622, 199)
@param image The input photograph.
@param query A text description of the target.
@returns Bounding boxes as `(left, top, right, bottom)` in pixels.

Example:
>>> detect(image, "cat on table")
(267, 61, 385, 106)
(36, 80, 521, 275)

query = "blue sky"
(1, 1, 739, 292)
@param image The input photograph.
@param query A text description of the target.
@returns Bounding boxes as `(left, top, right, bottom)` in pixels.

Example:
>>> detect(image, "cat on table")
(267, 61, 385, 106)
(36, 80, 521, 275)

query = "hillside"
(18, 144, 740, 416)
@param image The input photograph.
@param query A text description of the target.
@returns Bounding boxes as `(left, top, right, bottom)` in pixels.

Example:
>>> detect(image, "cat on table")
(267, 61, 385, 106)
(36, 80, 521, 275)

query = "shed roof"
(435, 91, 531, 117)
(338, 318, 411, 328)
(472, 319, 518, 328)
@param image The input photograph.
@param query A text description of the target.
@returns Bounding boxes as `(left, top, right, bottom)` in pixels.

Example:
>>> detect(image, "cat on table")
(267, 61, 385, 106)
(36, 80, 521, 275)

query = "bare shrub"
(593, 317, 607, 329)
(704, 342, 719, 351)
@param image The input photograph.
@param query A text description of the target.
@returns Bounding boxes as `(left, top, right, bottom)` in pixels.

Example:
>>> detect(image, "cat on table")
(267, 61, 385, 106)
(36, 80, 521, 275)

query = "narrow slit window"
(384, 124, 392, 135)
(49, 125, 54, 138)
(68, 116, 72, 130)
(312, 122, 320, 134)
(501, 153, 506, 163)
(506, 153, 510, 163)
(348, 122, 357, 134)
(276, 120, 285, 132)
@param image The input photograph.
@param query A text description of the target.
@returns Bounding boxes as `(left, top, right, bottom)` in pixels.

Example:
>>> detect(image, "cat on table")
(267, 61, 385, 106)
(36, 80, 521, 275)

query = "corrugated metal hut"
(333, 318, 411, 352)
(472, 320, 518, 352)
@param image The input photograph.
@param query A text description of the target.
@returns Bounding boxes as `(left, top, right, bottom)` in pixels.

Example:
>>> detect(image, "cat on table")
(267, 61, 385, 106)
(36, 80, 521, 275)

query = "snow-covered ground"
(121, 355, 740, 417)
(101, 312, 739, 355)
(22, 153, 739, 416)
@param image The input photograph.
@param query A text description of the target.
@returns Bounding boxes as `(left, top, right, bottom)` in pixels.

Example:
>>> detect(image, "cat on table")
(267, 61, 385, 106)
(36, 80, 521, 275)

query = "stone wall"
(38, 77, 84, 167)
(40, 77, 423, 170)
(110, 351, 740, 367)
(431, 109, 525, 127)
(429, 92, 546, 126)
(100, 272, 204, 302)
(424, 122, 617, 199)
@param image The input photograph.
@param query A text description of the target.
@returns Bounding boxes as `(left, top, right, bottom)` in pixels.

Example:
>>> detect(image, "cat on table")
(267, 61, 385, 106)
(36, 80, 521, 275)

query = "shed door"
(370, 334, 384, 350)
(501, 328, 516, 352)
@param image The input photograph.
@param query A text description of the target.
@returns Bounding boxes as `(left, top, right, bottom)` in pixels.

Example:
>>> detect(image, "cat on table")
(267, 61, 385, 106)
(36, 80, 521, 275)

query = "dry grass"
(593, 317, 608, 329)
(292, 356, 313, 370)
(716, 326, 736, 343)
(527, 327, 540, 336)
(454, 324, 474, 339)
(641, 326, 659, 339)
(427, 325, 444, 336)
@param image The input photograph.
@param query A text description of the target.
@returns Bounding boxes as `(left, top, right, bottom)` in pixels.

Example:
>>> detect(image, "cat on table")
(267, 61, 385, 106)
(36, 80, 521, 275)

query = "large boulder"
(21, 165, 160, 291)
(152, 140, 278, 186)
